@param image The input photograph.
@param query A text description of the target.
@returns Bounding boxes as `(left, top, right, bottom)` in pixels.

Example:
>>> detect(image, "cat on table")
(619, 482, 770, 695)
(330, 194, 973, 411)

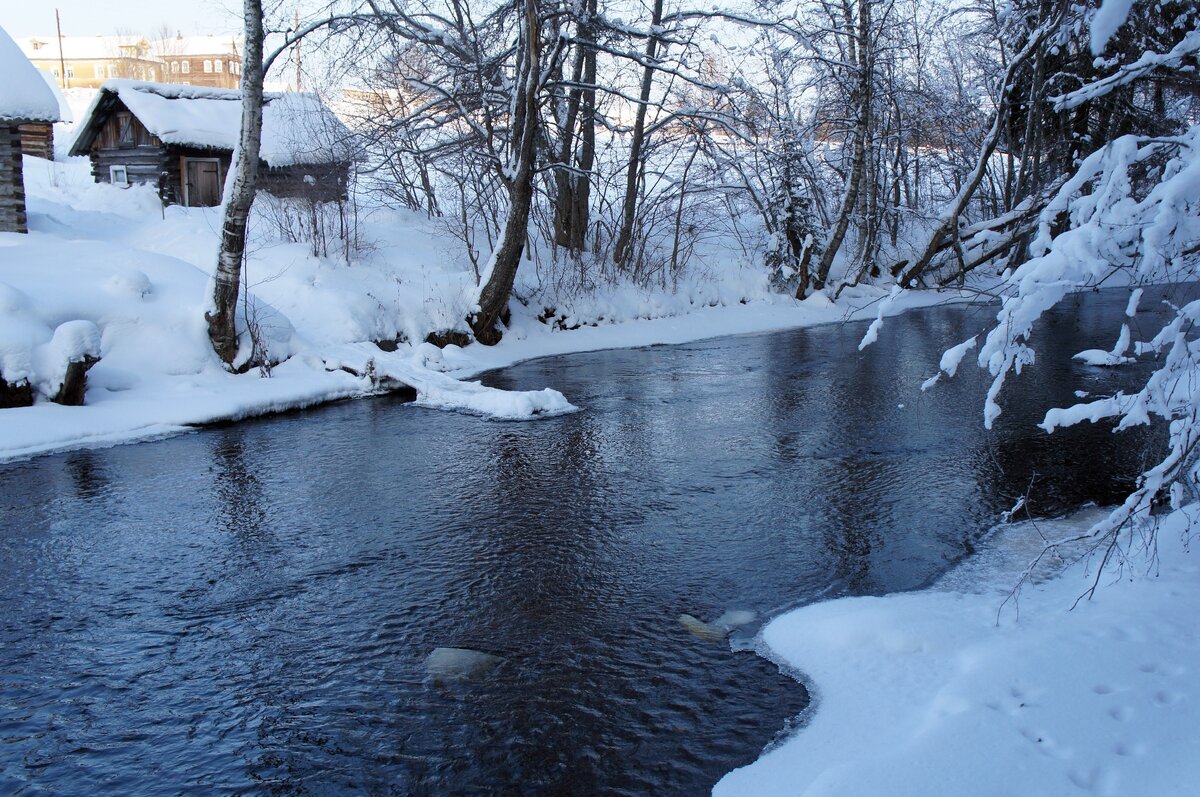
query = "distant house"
(0, 25, 61, 233)
(18, 33, 242, 91)
(19, 35, 164, 89)
(154, 34, 243, 90)
(69, 81, 354, 207)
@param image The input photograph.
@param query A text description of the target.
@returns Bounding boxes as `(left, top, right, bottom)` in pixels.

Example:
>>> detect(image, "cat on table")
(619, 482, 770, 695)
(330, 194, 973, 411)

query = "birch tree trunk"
(206, 0, 265, 367)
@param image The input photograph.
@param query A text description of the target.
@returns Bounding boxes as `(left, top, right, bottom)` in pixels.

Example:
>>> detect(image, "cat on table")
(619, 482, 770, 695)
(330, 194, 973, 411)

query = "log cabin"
(69, 80, 354, 207)
(0, 25, 61, 233)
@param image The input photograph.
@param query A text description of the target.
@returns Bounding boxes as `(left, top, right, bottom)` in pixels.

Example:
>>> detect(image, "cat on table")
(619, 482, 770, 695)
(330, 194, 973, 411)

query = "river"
(0, 290, 1167, 795)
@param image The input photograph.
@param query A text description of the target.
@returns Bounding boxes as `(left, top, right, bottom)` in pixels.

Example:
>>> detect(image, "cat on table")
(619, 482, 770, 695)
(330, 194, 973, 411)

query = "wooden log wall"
(90, 146, 173, 203)
(0, 125, 28, 233)
(17, 124, 54, 160)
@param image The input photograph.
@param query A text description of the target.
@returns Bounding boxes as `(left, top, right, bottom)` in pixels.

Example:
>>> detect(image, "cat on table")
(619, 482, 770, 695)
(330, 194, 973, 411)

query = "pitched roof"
(18, 34, 242, 63)
(0, 25, 61, 123)
(70, 80, 355, 167)
(19, 35, 157, 62)
(156, 35, 242, 58)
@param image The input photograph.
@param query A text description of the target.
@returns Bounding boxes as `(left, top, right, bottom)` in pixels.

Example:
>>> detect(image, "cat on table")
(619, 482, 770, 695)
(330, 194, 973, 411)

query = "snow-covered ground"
(0, 155, 969, 463)
(718, 505, 1199, 797)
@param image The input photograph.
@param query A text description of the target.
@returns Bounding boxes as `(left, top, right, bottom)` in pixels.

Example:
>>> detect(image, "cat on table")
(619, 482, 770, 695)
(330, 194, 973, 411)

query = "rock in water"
(715, 609, 757, 631)
(426, 647, 504, 683)
(678, 613, 725, 641)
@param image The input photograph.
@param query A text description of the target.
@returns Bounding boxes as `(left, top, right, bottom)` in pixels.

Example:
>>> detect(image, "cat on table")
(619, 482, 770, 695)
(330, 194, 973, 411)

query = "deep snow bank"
(716, 506, 1199, 797)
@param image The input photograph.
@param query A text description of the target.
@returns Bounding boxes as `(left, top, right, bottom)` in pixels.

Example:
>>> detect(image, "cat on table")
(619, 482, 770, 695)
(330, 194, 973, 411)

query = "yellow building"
(156, 34, 243, 90)
(18, 33, 242, 91)
(20, 36, 163, 89)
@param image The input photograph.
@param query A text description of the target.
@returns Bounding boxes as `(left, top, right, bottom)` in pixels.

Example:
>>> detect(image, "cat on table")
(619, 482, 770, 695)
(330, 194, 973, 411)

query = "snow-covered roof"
(156, 35, 242, 58)
(71, 80, 355, 167)
(0, 25, 61, 124)
(18, 34, 241, 63)
(19, 35, 155, 62)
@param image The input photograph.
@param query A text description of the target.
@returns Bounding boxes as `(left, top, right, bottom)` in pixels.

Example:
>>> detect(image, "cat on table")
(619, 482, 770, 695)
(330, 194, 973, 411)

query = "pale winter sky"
(1, 0, 243, 39)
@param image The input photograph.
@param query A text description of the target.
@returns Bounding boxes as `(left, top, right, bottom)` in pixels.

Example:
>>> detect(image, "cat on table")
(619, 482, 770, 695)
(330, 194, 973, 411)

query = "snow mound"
(717, 505, 1200, 797)
(34, 320, 101, 398)
(1072, 348, 1133, 366)
(319, 343, 578, 420)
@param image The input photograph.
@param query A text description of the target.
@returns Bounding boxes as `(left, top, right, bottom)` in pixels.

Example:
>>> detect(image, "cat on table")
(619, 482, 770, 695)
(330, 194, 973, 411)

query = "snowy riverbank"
(0, 155, 971, 463)
(717, 505, 1199, 797)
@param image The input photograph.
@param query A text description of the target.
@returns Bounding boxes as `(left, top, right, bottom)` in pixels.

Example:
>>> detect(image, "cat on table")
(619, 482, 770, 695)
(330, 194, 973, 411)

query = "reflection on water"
(0, 289, 1171, 795)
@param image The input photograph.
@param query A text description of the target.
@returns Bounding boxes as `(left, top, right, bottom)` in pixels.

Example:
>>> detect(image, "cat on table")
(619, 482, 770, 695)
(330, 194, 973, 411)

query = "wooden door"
(184, 158, 222, 207)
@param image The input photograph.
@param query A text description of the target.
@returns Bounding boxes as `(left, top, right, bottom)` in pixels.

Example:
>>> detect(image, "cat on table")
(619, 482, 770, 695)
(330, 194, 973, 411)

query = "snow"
(922, 335, 977, 390)
(16, 34, 239, 62)
(157, 34, 242, 58)
(1090, 0, 1135, 55)
(0, 155, 971, 463)
(75, 81, 354, 167)
(717, 504, 1200, 797)
(0, 25, 61, 123)
(1073, 348, 1133, 367)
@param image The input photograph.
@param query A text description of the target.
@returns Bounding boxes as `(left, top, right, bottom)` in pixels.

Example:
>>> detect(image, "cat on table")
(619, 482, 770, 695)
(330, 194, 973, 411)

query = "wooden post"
(55, 9, 68, 89)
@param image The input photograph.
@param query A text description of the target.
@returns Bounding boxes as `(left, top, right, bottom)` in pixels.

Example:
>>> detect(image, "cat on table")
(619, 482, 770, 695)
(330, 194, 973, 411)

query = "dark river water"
(0, 290, 1172, 795)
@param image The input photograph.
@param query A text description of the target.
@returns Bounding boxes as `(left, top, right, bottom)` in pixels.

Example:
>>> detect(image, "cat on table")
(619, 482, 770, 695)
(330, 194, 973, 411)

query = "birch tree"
(206, 0, 265, 367)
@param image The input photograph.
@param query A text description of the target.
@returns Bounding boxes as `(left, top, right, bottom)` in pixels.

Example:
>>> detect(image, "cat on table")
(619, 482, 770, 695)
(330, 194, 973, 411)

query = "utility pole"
(55, 9, 68, 89)
(293, 7, 302, 91)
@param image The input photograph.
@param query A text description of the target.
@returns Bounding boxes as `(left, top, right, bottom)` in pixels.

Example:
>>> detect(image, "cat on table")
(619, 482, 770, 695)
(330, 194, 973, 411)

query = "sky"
(1, 0, 242, 39)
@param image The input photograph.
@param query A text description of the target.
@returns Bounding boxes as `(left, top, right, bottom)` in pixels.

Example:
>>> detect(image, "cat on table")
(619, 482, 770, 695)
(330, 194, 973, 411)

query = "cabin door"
(183, 158, 222, 207)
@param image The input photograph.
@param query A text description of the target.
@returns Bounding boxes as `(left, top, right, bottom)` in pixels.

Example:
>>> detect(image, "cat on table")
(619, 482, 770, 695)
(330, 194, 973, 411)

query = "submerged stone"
(679, 613, 726, 642)
(680, 610, 758, 641)
(426, 647, 504, 683)
(715, 609, 757, 630)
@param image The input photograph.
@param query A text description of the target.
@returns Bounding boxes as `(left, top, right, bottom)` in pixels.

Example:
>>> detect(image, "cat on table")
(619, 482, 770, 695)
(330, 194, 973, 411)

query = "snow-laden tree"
(912, 0, 1200, 583)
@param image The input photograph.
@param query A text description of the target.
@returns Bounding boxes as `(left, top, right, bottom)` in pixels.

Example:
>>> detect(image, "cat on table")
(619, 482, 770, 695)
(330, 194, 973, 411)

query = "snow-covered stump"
(37, 321, 102, 406)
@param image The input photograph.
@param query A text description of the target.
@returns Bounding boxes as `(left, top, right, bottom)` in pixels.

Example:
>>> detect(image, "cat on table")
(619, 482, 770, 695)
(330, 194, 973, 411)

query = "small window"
(203, 60, 212, 73)
(94, 64, 104, 78)
(181, 61, 190, 74)
(65, 66, 75, 78)
(171, 61, 179, 74)
(108, 64, 117, 78)
(214, 59, 223, 73)
(110, 165, 129, 186)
